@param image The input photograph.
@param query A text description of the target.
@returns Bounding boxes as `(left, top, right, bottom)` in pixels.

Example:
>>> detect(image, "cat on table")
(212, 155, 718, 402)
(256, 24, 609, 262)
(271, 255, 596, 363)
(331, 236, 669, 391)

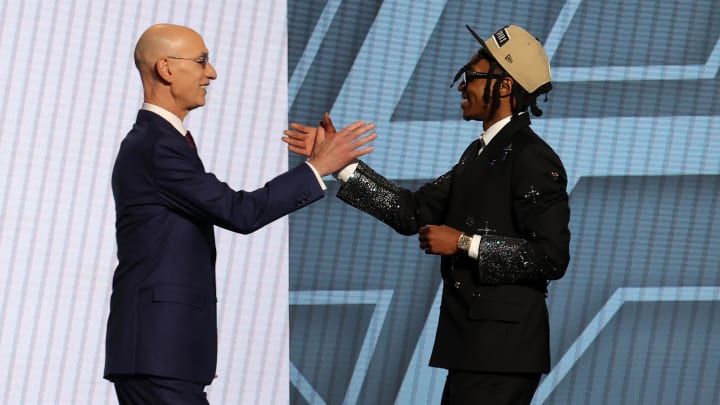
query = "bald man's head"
(134, 24, 199, 73)
(133, 23, 217, 120)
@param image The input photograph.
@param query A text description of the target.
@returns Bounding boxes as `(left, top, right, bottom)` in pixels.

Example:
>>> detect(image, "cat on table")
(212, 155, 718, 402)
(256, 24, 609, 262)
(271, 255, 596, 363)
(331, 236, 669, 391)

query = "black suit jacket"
(104, 110, 324, 384)
(337, 114, 570, 373)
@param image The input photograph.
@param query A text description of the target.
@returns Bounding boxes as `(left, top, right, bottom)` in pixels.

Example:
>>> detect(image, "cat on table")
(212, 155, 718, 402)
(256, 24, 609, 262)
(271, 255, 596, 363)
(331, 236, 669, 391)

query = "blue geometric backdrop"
(287, 1, 720, 404)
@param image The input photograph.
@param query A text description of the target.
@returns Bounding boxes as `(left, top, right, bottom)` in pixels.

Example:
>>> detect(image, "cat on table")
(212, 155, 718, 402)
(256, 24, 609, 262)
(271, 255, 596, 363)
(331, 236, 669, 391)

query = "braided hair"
(452, 49, 551, 118)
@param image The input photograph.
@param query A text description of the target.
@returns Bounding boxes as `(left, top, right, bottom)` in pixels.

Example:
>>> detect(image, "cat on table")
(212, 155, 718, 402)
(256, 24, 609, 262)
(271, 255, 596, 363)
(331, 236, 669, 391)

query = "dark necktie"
(478, 137, 486, 155)
(185, 131, 196, 149)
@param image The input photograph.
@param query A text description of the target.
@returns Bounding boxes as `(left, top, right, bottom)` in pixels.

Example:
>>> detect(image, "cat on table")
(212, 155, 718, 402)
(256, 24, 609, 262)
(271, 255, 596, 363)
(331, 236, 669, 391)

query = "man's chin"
(188, 101, 206, 111)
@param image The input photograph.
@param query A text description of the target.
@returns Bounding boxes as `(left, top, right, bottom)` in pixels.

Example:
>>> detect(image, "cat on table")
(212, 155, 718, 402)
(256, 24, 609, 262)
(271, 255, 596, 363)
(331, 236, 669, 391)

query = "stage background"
(287, 1, 720, 404)
(1, 1, 719, 405)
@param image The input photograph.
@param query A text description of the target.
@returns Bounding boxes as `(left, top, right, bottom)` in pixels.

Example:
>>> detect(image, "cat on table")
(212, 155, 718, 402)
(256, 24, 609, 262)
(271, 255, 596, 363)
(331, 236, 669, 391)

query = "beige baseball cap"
(466, 24, 552, 95)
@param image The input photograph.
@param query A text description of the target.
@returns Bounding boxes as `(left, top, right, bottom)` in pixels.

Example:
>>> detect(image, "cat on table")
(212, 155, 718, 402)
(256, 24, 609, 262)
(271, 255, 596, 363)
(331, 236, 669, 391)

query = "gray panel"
(288, 0, 720, 403)
(546, 301, 720, 405)
(290, 304, 374, 405)
(290, 180, 440, 405)
(550, 175, 720, 362)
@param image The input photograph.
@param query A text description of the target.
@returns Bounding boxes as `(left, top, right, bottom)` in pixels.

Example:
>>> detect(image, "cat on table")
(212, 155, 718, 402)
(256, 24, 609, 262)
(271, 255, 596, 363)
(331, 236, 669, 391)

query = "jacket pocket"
(152, 284, 207, 309)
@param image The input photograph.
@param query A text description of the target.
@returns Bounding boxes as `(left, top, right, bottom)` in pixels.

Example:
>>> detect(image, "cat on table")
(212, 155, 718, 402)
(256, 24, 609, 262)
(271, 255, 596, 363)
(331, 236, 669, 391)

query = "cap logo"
(492, 28, 510, 47)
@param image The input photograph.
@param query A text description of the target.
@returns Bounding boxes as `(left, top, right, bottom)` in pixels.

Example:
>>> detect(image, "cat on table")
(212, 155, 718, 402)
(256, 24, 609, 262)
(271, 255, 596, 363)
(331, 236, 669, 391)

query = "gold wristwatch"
(457, 232, 472, 253)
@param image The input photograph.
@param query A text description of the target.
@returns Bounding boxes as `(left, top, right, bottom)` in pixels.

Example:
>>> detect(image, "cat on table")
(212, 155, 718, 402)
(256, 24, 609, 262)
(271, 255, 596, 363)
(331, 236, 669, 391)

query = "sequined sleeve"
(475, 235, 558, 284)
(336, 161, 421, 235)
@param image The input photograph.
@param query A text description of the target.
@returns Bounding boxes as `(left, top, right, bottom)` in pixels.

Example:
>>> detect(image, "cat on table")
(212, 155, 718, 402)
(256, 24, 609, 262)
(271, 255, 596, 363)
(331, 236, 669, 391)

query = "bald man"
(104, 24, 376, 404)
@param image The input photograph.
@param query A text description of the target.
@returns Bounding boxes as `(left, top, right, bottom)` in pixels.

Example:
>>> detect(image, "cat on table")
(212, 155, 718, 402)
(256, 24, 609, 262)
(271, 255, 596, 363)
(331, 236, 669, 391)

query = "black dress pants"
(112, 374, 210, 405)
(440, 370, 541, 405)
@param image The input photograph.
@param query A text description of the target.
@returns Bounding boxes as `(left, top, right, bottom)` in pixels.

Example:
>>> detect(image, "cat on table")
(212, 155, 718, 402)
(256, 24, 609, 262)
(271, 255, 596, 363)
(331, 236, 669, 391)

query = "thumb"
(323, 112, 337, 133)
(316, 125, 326, 144)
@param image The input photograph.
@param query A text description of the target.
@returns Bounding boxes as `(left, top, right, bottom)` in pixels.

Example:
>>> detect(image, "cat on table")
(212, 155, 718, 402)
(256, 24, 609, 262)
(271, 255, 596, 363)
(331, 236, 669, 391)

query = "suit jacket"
(337, 113, 570, 373)
(104, 110, 324, 384)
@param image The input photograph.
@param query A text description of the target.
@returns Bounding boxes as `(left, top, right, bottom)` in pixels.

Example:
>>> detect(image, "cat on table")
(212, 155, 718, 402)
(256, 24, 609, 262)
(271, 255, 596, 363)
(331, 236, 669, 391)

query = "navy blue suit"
(104, 110, 323, 385)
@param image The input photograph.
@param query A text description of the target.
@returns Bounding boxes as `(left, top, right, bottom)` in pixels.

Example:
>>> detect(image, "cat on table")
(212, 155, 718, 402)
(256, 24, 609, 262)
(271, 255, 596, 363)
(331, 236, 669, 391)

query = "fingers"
(343, 122, 376, 139)
(283, 128, 315, 157)
(327, 120, 376, 141)
(289, 122, 315, 133)
(281, 135, 306, 147)
(283, 129, 301, 138)
(350, 131, 377, 147)
(352, 124, 377, 142)
(287, 145, 308, 155)
(329, 123, 377, 155)
(322, 122, 376, 155)
(323, 112, 337, 132)
(418, 226, 433, 253)
(342, 130, 377, 159)
(419, 240, 433, 254)
(334, 120, 366, 137)
(316, 125, 326, 144)
(349, 145, 375, 159)
(283, 129, 312, 143)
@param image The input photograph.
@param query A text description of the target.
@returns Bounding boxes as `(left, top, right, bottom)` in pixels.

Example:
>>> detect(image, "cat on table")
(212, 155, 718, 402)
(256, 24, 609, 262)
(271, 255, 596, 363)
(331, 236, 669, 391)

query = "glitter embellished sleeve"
(475, 235, 547, 284)
(336, 161, 453, 235)
(476, 142, 571, 284)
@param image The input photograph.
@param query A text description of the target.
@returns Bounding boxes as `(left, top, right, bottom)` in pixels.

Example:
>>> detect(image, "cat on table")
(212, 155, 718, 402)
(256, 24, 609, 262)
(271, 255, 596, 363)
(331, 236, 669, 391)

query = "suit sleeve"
(336, 141, 482, 234)
(475, 142, 571, 284)
(336, 161, 456, 235)
(151, 136, 324, 234)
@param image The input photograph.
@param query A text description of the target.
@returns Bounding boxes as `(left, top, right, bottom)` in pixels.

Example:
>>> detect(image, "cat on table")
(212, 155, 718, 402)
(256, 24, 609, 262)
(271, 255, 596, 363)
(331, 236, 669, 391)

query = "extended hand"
(418, 225, 463, 255)
(283, 112, 338, 157)
(308, 120, 376, 176)
(283, 123, 316, 157)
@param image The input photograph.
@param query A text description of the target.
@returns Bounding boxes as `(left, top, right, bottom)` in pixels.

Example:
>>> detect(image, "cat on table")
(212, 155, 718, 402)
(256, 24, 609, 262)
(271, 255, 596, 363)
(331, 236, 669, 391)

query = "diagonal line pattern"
(544, 0, 720, 82)
(543, 0, 583, 61)
(289, 0, 344, 104)
(289, 1, 720, 404)
(531, 286, 720, 404)
(289, 289, 394, 405)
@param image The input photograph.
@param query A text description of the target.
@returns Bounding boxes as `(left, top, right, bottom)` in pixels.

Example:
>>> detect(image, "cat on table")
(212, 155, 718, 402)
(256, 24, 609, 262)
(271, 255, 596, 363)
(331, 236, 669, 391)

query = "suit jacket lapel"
(474, 114, 530, 167)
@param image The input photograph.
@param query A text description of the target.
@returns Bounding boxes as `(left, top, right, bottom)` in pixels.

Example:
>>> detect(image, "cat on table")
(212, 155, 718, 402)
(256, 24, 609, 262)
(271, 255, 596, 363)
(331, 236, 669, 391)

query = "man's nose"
(206, 62, 217, 79)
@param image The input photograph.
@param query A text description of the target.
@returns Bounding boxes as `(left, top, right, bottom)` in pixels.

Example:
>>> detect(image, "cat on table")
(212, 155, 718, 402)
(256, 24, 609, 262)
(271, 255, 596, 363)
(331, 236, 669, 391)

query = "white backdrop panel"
(0, 1, 290, 403)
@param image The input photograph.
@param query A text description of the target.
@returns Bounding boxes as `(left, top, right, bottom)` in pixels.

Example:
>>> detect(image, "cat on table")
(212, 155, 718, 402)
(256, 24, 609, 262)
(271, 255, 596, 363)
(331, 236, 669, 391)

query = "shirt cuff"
(468, 235, 482, 259)
(304, 161, 327, 191)
(335, 162, 359, 183)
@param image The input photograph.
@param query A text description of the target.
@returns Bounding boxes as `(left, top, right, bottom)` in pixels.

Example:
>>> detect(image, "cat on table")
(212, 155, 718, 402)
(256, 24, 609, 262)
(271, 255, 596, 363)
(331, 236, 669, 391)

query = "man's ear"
(500, 76, 514, 96)
(155, 57, 173, 83)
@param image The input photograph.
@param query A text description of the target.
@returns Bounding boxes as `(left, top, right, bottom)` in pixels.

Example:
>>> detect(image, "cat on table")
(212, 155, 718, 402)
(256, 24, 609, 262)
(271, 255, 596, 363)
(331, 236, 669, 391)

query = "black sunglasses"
(461, 71, 501, 85)
(450, 70, 502, 87)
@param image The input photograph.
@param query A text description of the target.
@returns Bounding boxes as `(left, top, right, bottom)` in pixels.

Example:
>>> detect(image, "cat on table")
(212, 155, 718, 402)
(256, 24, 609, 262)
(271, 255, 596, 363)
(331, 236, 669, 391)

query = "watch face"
(458, 234, 471, 251)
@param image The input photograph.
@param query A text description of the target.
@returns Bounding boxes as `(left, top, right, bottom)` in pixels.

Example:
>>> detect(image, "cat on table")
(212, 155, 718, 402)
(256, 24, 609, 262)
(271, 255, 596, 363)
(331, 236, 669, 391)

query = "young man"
(285, 24, 570, 404)
(105, 23, 376, 404)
